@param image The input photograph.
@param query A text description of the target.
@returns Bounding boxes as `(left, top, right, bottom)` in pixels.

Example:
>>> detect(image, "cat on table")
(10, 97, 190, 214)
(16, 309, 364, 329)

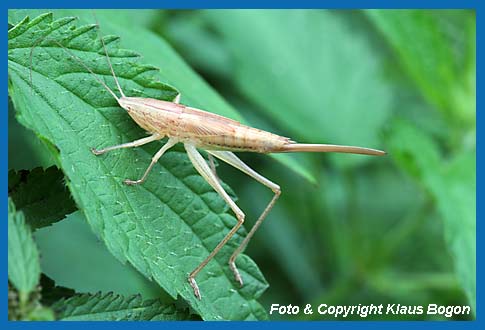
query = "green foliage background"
(8, 9, 475, 320)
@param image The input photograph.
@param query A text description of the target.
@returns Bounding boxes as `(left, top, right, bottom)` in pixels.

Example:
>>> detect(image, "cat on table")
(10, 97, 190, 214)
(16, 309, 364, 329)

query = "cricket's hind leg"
(184, 144, 245, 299)
(207, 150, 280, 287)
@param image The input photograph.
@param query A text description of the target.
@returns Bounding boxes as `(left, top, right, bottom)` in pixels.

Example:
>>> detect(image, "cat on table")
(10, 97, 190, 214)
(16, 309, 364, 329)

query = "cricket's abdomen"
(189, 123, 291, 153)
(121, 97, 292, 153)
(175, 107, 292, 153)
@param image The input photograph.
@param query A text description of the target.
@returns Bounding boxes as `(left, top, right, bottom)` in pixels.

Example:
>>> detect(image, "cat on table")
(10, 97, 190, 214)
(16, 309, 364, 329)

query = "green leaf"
(436, 152, 476, 312)
(8, 198, 41, 295)
(9, 13, 268, 320)
(8, 9, 315, 184)
(9, 98, 57, 170)
(387, 120, 476, 312)
(53, 292, 196, 321)
(203, 10, 391, 168)
(9, 167, 76, 229)
(35, 211, 168, 301)
(366, 10, 476, 127)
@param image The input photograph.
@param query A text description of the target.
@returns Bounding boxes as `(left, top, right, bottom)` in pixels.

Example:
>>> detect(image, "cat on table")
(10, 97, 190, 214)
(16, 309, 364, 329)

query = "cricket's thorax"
(120, 97, 293, 153)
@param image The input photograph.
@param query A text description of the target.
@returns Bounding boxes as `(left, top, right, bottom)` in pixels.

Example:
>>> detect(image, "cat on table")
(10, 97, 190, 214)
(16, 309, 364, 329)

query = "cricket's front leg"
(91, 134, 161, 155)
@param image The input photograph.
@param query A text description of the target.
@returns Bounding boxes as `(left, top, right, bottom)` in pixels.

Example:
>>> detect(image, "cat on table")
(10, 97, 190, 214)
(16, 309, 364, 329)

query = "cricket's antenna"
(56, 40, 120, 101)
(30, 36, 47, 95)
(92, 11, 126, 98)
(30, 35, 120, 102)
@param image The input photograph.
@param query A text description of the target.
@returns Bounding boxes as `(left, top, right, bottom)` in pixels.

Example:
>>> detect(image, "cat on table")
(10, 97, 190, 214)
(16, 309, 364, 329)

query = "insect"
(31, 24, 385, 300)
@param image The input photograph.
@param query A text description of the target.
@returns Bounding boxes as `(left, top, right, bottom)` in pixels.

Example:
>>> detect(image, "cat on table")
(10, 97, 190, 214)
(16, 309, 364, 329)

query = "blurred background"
(9, 9, 475, 320)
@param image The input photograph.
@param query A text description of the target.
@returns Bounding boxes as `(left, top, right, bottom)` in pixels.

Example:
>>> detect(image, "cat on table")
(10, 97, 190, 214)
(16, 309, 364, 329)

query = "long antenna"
(57, 40, 120, 101)
(92, 11, 126, 98)
(30, 36, 120, 102)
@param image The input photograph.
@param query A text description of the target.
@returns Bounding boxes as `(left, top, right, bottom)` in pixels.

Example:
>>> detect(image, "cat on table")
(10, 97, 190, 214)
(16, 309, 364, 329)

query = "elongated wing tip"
(350, 148, 387, 156)
(371, 149, 387, 156)
(279, 143, 387, 156)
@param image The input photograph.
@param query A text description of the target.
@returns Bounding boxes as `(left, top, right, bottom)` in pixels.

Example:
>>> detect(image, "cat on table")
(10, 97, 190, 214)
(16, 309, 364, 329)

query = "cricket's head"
(118, 96, 182, 115)
(118, 97, 144, 113)
(117, 97, 167, 134)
